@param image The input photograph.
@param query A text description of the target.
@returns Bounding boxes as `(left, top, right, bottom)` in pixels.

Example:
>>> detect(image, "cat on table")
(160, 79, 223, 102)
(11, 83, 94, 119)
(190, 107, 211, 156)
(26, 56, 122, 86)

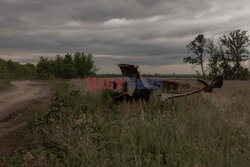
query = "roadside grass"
(3, 82, 249, 167)
(0, 79, 11, 91)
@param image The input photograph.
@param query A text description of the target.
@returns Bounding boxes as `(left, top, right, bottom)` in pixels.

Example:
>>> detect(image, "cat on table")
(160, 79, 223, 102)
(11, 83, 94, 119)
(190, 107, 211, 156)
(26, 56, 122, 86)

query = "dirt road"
(0, 81, 51, 136)
(0, 81, 52, 162)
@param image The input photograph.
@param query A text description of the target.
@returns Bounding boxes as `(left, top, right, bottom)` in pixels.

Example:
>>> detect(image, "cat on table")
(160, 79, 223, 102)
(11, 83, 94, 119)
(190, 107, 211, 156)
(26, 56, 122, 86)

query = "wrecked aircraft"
(112, 64, 223, 102)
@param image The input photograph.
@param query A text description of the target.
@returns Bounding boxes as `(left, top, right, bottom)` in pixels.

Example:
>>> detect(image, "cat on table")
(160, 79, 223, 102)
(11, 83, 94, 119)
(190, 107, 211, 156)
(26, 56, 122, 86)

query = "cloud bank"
(0, 0, 250, 73)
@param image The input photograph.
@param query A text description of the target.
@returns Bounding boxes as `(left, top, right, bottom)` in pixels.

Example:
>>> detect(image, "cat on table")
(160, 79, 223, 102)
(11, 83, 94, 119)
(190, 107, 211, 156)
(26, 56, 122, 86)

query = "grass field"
(3, 79, 250, 166)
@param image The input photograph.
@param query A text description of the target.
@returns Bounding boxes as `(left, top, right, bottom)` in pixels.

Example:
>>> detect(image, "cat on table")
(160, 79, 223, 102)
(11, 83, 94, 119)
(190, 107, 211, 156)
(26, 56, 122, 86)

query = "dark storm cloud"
(71, 0, 215, 23)
(0, 0, 250, 73)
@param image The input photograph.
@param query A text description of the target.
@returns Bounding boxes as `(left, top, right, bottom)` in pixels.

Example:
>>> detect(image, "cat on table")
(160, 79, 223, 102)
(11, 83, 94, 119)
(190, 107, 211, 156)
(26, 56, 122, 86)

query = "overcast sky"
(0, 0, 250, 74)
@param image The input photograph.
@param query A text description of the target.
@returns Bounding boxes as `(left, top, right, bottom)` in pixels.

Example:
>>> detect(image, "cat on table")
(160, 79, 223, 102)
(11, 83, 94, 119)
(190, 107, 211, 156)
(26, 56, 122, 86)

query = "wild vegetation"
(3, 80, 249, 166)
(184, 29, 250, 80)
(0, 79, 11, 91)
(0, 58, 37, 80)
(37, 52, 97, 79)
(0, 52, 96, 81)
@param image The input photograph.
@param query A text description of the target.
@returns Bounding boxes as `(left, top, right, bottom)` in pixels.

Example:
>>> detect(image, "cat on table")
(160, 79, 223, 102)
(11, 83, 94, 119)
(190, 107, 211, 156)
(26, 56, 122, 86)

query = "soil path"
(0, 81, 52, 162)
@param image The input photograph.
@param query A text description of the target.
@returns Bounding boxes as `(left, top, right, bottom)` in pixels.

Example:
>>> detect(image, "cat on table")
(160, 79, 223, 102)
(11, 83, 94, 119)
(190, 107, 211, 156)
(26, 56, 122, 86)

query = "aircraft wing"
(117, 64, 152, 96)
(117, 64, 141, 79)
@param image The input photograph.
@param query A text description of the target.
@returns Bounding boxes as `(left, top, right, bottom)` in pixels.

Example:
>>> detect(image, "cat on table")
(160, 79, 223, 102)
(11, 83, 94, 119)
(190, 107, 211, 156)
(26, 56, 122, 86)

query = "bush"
(0, 58, 37, 80)
(0, 79, 11, 91)
(232, 66, 249, 80)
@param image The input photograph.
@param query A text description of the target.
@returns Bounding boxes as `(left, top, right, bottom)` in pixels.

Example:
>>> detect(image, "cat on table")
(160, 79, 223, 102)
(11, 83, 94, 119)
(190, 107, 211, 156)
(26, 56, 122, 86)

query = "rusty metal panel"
(117, 64, 141, 79)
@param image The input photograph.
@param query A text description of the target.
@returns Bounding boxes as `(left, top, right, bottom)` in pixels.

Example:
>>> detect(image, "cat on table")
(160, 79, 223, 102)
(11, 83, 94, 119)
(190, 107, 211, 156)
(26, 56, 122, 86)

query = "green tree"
(73, 52, 97, 77)
(54, 55, 63, 77)
(220, 29, 249, 79)
(37, 57, 55, 79)
(61, 54, 77, 78)
(216, 44, 233, 79)
(23, 63, 37, 79)
(206, 39, 221, 78)
(36, 52, 97, 79)
(0, 58, 37, 79)
(0, 58, 8, 78)
(85, 53, 97, 76)
(184, 34, 207, 78)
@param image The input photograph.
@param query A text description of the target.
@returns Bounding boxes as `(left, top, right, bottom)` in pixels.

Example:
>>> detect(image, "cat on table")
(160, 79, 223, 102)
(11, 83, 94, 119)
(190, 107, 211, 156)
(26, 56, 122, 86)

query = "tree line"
(0, 52, 97, 80)
(0, 58, 37, 80)
(37, 52, 97, 79)
(184, 29, 250, 80)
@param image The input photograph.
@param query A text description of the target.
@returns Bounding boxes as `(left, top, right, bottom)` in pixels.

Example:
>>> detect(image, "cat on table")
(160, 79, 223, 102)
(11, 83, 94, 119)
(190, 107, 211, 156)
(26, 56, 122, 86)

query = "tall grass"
(0, 79, 11, 91)
(3, 82, 249, 167)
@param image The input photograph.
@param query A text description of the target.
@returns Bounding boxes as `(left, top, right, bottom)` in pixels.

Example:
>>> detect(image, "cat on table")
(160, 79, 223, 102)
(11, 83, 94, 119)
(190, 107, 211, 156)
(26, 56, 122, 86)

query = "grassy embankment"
(3, 81, 249, 167)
